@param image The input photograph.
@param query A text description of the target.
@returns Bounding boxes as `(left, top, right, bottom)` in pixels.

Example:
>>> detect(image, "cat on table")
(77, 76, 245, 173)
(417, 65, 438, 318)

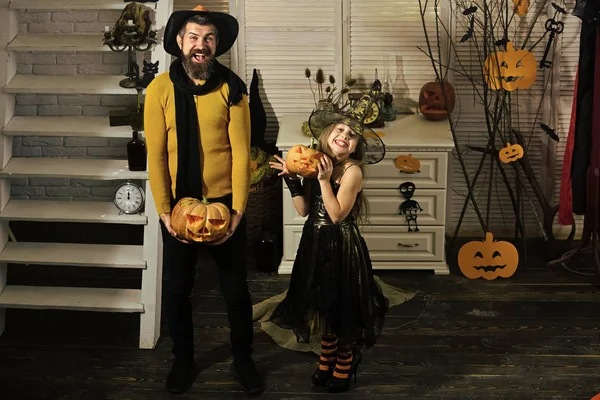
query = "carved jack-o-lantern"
(458, 232, 519, 280)
(512, 0, 530, 16)
(418, 80, 456, 121)
(285, 144, 325, 179)
(484, 41, 537, 91)
(171, 197, 231, 242)
(498, 143, 524, 163)
(395, 154, 421, 173)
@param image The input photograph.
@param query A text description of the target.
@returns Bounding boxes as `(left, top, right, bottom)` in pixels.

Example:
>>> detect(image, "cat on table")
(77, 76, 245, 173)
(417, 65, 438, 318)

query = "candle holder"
(103, 3, 160, 172)
(102, 5, 158, 88)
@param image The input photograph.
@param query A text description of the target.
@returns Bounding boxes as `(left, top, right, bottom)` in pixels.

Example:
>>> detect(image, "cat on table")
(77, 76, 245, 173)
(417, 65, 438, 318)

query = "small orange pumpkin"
(484, 41, 536, 91)
(458, 232, 519, 280)
(285, 144, 325, 179)
(498, 143, 524, 163)
(512, 0, 529, 16)
(395, 154, 421, 173)
(171, 197, 231, 242)
(418, 80, 456, 121)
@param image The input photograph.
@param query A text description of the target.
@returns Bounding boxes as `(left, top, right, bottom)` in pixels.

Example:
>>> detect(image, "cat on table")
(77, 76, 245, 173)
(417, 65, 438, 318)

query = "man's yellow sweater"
(144, 72, 250, 215)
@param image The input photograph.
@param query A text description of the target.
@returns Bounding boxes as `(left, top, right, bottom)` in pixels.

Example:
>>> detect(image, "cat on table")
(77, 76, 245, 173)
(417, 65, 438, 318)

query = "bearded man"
(144, 5, 264, 396)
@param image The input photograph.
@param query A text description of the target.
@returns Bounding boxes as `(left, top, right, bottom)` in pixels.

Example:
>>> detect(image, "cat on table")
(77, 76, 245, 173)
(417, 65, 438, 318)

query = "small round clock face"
(114, 183, 144, 214)
(363, 103, 380, 124)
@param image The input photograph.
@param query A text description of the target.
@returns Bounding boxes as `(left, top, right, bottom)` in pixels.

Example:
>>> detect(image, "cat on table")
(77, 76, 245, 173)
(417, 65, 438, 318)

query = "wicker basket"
(245, 174, 283, 269)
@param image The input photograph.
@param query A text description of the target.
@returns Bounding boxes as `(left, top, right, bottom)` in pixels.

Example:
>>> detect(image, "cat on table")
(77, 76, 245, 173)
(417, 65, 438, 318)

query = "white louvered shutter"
(447, 1, 552, 236)
(346, 0, 443, 110)
(243, 0, 339, 142)
(173, 0, 232, 69)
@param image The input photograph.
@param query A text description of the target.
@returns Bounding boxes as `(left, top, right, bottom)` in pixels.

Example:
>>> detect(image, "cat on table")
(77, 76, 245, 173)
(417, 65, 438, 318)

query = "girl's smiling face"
(327, 123, 359, 158)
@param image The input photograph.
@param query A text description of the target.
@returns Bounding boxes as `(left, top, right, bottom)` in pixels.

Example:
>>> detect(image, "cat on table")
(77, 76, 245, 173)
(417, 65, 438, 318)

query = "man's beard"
(182, 49, 215, 80)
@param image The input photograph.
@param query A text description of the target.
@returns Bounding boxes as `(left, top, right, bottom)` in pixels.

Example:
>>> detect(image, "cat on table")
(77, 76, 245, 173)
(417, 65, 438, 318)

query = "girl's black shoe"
(311, 336, 338, 386)
(324, 349, 362, 393)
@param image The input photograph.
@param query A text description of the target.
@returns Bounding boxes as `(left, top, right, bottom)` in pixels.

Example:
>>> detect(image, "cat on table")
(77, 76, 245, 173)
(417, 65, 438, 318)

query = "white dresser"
(275, 114, 454, 275)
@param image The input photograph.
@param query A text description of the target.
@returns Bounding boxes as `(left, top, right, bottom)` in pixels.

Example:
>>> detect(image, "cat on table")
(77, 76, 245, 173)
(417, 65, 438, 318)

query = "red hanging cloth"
(557, 67, 579, 225)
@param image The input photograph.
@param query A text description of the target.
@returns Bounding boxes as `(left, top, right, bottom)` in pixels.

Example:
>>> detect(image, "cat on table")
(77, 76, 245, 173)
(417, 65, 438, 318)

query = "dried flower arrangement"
(301, 68, 357, 137)
(304, 68, 357, 111)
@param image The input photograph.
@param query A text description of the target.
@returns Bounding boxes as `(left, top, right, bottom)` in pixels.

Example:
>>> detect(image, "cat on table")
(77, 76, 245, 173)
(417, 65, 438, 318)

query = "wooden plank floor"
(1, 247, 600, 399)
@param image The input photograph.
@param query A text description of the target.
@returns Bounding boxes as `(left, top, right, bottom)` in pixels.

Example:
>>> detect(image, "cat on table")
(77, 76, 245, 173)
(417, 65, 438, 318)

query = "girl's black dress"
(270, 178, 389, 348)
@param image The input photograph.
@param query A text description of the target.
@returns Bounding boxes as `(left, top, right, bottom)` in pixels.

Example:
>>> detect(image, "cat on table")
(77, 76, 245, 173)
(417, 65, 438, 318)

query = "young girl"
(268, 102, 389, 393)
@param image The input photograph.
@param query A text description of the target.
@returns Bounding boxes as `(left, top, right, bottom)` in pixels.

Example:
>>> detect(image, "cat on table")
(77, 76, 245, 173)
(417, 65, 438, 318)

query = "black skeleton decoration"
(398, 182, 423, 232)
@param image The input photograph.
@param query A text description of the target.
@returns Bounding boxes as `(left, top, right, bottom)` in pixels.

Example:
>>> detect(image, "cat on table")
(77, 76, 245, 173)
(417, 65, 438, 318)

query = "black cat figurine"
(140, 60, 159, 88)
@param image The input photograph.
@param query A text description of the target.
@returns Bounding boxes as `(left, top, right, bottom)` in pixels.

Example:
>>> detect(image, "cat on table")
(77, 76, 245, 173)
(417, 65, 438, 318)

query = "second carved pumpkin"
(418, 80, 456, 121)
(285, 144, 325, 179)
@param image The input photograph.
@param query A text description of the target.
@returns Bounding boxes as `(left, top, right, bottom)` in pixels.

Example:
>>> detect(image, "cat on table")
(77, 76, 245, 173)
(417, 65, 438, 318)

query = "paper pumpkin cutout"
(458, 232, 519, 280)
(395, 154, 421, 173)
(499, 143, 524, 163)
(512, 0, 529, 16)
(484, 41, 537, 91)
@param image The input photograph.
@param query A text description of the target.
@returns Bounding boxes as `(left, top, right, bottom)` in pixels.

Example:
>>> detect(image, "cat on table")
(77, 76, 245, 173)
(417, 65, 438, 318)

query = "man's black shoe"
(166, 358, 195, 394)
(230, 357, 265, 395)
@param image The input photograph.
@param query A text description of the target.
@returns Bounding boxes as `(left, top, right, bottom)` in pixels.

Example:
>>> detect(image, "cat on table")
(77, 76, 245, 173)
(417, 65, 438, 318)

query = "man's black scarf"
(169, 58, 247, 203)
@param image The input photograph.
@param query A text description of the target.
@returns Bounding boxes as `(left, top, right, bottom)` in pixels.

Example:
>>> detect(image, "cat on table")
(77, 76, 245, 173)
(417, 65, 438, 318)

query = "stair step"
(4, 116, 132, 138)
(10, 0, 127, 10)
(0, 200, 147, 225)
(0, 158, 147, 180)
(0, 286, 143, 313)
(0, 242, 145, 269)
(8, 34, 110, 53)
(5, 75, 132, 95)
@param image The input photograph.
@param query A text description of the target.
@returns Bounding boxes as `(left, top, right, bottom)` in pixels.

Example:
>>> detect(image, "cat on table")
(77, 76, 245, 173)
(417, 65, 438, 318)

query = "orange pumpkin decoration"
(171, 197, 231, 242)
(512, 0, 529, 16)
(418, 80, 456, 121)
(458, 232, 519, 280)
(285, 144, 325, 179)
(484, 41, 536, 91)
(395, 154, 421, 173)
(498, 143, 524, 163)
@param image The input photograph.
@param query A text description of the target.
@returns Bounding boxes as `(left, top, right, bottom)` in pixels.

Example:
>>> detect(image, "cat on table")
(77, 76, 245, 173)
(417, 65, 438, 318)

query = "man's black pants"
(160, 203, 253, 361)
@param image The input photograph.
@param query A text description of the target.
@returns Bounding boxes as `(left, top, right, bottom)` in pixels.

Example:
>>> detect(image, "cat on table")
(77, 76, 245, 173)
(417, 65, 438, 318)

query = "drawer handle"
(398, 242, 419, 248)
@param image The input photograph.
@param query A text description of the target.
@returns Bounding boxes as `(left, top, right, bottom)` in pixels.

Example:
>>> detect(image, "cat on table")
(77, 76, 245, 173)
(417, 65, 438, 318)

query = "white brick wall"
(12, 9, 147, 201)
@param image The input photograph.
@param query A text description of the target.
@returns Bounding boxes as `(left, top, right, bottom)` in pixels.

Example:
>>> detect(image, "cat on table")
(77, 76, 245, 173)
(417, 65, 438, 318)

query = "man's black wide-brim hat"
(163, 5, 239, 58)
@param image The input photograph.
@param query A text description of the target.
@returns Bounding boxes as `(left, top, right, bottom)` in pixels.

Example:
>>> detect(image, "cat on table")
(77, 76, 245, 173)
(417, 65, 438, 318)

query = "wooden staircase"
(0, 0, 173, 348)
